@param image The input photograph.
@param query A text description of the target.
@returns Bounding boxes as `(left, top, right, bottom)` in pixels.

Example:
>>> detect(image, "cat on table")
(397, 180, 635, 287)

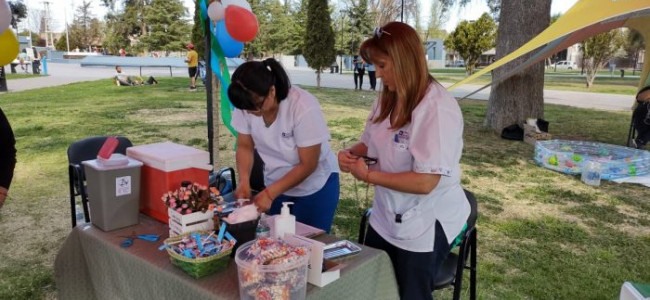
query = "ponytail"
(228, 59, 292, 110)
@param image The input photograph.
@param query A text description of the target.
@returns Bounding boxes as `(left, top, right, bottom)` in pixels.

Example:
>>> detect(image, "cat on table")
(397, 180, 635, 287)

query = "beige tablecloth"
(54, 216, 398, 300)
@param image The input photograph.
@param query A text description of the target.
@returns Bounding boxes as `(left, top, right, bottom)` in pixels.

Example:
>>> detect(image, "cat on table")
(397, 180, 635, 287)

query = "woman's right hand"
(338, 149, 358, 173)
(234, 185, 251, 201)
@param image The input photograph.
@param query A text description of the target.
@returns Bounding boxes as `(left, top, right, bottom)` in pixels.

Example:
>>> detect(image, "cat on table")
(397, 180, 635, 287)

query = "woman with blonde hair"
(338, 22, 470, 300)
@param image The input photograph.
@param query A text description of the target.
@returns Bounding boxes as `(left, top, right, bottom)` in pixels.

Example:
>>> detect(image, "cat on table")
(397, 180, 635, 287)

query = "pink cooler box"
(127, 142, 212, 223)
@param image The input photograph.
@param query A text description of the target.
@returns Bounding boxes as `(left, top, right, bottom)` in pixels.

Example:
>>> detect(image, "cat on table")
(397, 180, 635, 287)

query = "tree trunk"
(316, 70, 321, 88)
(484, 0, 551, 132)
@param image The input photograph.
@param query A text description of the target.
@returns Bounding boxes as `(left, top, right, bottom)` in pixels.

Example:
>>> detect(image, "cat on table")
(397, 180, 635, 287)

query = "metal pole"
(205, 19, 214, 167)
(400, 0, 404, 22)
(64, 4, 70, 52)
(339, 11, 344, 74)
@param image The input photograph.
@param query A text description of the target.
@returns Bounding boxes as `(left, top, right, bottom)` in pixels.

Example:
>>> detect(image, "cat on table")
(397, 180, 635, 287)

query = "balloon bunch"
(0, 0, 19, 66)
(206, 0, 259, 58)
(199, 0, 259, 137)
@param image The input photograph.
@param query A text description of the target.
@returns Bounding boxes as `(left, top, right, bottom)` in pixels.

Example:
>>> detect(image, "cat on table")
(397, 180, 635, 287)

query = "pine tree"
(303, 0, 336, 87)
(138, 0, 190, 54)
(191, 0, 205, 59)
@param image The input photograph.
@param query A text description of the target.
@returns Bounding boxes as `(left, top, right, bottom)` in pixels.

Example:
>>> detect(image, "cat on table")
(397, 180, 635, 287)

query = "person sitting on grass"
(632, 84, 650, 149)
(114, 66, 158, 86)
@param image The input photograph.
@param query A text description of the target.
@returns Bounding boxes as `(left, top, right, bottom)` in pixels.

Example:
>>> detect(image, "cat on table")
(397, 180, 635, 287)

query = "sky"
(18, 0, 578, 33)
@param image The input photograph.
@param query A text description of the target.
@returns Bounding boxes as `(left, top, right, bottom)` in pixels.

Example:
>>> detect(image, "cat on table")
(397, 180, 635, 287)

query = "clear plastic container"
(235, 240, 310, 300)
(581, 160, 602, 187)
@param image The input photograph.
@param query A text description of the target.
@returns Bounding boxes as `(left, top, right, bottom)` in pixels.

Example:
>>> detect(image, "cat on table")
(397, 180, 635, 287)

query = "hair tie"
(262, 60, 272, 72)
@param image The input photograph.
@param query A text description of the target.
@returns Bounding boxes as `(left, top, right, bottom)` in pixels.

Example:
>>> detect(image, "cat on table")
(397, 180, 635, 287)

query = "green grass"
(5, 73, 44, 80)
(0, 78, 649, 299)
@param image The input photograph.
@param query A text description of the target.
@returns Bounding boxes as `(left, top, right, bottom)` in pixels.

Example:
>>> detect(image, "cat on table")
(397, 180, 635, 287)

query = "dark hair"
(228, 58, 291, 111)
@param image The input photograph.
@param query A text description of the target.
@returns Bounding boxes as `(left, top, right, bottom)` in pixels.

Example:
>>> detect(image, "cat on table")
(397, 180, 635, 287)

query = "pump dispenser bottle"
(274, 202, 296, 239)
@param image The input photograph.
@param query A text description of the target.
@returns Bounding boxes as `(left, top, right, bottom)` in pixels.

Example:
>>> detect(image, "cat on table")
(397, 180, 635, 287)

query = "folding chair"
(358, 189, 478, 300)
(67, 136, 133, 228)
(209, 149, 266, 199)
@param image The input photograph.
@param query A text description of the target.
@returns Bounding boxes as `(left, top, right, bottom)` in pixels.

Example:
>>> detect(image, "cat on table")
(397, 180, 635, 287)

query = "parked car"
(448, 60, 465, 68)
(554, 60, 577, 70)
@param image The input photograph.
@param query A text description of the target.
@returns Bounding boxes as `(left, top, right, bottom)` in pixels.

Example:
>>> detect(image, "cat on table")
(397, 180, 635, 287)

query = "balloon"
(0, 29, 19, 66)
(207, 1, 224, 21)
(221, 0, 252, 12)
(225, 6, 258, 42)
(0, 0, 11, 34)
(216, 20, 243, 58)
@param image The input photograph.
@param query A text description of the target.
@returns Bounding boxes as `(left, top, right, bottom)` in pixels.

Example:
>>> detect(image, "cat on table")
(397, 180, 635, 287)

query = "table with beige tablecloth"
(54, 216, 399, 300)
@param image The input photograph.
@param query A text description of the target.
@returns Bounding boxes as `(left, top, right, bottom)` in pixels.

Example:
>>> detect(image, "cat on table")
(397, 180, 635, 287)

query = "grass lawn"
(0, 78, 649, 299)
(432, 72, 640, 96)
(5, 73, 44, 80)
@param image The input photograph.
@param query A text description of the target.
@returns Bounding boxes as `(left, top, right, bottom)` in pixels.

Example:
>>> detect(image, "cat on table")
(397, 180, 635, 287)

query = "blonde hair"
(360, 22, 433, 129)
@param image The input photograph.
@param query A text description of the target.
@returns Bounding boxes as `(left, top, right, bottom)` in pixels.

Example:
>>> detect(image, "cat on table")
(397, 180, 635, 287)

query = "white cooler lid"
(126, 142, 213, 172)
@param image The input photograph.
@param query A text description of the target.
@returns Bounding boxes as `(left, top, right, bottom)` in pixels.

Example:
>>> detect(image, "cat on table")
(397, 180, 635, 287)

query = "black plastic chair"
(210, 149, 265, 197)
(358, 189, 478, 300)
(627, 114, 636, 148)
(67, 136, 133, 228)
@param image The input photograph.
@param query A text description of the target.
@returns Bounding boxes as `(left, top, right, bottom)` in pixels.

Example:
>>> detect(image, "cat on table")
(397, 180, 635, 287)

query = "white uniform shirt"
(231, 86, 339, 197)
(361, 82, 471, 252)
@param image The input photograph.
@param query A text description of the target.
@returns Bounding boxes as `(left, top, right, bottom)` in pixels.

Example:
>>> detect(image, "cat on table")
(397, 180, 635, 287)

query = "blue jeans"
(269, 173, 340, 233)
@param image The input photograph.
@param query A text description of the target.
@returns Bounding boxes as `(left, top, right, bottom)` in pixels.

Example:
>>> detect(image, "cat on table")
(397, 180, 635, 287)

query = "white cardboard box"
(168, 208, 214, 237)
(285, 234, 342, 287)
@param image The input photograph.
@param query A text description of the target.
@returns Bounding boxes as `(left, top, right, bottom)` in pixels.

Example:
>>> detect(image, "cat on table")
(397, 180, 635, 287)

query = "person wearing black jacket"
(633, 85, 650, 149)
(0, 108, 16, 210)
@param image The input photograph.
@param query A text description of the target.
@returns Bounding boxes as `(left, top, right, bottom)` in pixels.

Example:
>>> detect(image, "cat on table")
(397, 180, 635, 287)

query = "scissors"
(119, 233, 160, 248)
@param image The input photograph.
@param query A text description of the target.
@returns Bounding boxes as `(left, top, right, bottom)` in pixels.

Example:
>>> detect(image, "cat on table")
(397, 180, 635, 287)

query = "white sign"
(115, 176, 132, 197)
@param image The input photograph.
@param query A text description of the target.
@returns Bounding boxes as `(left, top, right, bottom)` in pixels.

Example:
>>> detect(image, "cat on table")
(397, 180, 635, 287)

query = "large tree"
(303, 0, 336, 87)
(347, 0, 373, 55)
(581, 29, 624, 88)
(137, 0, 189, 54)
(424, 0, 448, 41)
(443, 0, 551, 132)
(8, 0, 26, 29)
(69, 1, 103, 52)
(444, 13, 496, 75)
(191, 0, 205, 60)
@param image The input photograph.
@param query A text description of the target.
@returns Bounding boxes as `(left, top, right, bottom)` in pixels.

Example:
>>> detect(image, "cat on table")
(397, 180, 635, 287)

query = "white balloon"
(0, 0, 11, 34)
(207, 1, 224, 22)
(221, 0, 251, 12)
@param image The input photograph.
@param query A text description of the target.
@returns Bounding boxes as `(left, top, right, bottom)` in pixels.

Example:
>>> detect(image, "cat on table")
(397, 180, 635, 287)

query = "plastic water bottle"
(255, 213, 270, 238)
(581, 161, 602, 187)
(75, 204, 85, 223)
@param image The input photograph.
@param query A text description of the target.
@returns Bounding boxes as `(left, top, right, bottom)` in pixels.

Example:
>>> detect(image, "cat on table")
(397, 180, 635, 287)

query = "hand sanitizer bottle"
(274, 202, 295, 239)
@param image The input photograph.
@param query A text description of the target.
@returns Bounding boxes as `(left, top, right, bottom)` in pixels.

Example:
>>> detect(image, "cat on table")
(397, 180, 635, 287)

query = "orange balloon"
(0, 29, 19, 66)
(224, 5, 258, 42)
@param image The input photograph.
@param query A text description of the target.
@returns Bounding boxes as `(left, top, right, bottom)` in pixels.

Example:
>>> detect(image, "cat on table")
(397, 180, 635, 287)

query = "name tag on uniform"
(393, 130, 409, 151)
(281, 130, 294, 138)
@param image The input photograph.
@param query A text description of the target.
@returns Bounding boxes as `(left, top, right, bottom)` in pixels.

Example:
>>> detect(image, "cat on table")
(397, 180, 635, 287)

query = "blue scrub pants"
(365, 221, 452, 300)
(269, 173, 340, 233)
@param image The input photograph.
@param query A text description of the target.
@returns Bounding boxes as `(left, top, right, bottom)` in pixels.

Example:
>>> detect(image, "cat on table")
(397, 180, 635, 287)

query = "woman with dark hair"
(228, 58, 340, 233)
(338, 22, 470, 300)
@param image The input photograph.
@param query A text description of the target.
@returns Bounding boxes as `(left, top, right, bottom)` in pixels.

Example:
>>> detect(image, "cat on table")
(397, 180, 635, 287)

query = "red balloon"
(225, 5, 258, 42)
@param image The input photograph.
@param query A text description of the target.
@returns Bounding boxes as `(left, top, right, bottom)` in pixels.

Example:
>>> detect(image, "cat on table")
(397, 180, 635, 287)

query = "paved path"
(2, 63, 637, 112)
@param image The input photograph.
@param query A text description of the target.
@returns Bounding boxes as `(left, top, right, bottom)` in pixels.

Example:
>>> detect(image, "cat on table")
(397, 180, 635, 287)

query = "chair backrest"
(463, 189, 478, 230)
(250, 149, 266, 192)
(67, 136, 133, 165)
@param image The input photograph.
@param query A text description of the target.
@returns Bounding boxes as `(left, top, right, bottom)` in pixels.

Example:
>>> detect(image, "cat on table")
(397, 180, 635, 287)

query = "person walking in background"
(185, 43, 199, 90)
(228, 58, 340, 233)
(0, 108, 17, 211)
(353, 55, 365, 90)
(632, 84, 650, 149)
(338, 22, 470, 300)
(367, 62, 376, 90)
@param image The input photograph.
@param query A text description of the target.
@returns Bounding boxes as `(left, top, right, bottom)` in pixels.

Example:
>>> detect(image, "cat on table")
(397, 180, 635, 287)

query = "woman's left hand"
(348, 158, 369, 182)
(253, 189, 274, 212)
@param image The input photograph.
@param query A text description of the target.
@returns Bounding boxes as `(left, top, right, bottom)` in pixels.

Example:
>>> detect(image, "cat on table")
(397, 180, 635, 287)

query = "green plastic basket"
(164, 230, 232, 278)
